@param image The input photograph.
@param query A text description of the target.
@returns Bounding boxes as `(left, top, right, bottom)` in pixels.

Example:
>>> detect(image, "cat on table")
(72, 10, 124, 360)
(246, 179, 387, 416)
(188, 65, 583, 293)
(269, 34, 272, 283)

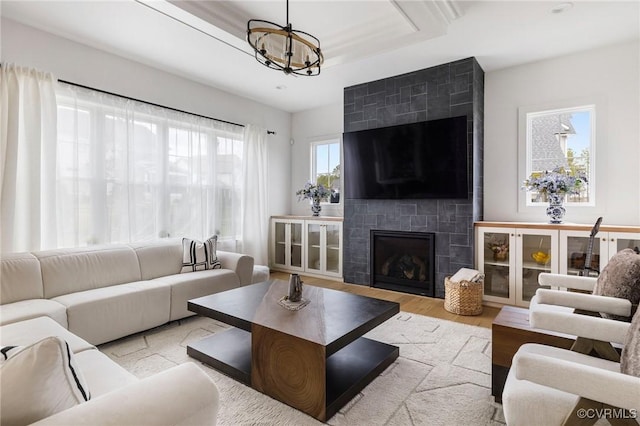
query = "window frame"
(310, 136, 342, 205)
(518, 103, 597, 212)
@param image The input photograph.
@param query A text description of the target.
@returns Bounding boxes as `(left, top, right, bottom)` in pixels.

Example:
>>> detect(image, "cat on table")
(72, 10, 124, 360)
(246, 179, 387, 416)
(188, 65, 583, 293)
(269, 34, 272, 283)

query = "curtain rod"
(58, 79, 276, 135)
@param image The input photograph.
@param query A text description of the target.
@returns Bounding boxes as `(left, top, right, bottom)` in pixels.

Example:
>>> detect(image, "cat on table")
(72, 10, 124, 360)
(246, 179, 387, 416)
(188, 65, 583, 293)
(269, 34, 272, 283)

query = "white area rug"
(100, 312, 505, 425)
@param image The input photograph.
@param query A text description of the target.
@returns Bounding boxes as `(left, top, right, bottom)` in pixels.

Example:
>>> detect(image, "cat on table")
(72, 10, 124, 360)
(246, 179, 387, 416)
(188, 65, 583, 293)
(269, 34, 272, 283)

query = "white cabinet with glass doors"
(477, 226, 558, 307)
(270, 216, 343, 280)
(477, 222, 640, 307)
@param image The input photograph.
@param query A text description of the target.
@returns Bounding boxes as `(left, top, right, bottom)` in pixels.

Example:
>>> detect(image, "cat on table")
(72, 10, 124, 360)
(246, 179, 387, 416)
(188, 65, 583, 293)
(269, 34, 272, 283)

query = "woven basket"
(444, 276, 484, 316)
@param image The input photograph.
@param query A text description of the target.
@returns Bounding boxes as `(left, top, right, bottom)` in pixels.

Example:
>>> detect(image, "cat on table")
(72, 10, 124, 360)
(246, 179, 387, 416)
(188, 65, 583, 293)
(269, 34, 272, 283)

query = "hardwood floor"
(270, 271, 500, 329)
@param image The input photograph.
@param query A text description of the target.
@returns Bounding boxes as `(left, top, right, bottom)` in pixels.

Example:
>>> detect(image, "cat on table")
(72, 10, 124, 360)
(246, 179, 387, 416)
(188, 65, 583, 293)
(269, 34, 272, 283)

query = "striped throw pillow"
(181, 236, 222, 273)
(0, 337, 91, 425)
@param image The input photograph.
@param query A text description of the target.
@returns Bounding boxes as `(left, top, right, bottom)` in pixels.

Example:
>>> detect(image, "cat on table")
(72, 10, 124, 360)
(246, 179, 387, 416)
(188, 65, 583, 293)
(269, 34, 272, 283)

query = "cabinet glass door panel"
(291, 223, 303, 268)
(612, 235, 640, 255)
(307, 223, 321, 272)
(520, 234, 552, 302)
(565, 235, 601, 277)
(484, 264, 511, 298)
(520, 269, 547, 302)
(482, 231, 511, 298)
(274, 222, 286, 266)
(325, 224, 341, 274)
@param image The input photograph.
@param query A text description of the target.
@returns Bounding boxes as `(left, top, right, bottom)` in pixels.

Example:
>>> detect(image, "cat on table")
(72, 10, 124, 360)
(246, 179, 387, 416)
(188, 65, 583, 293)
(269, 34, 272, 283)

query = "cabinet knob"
(611, 238, 615, 242)
(517, 234, 521, 237)
(510, 233, 514, 237)
(602, 238, 607, 241)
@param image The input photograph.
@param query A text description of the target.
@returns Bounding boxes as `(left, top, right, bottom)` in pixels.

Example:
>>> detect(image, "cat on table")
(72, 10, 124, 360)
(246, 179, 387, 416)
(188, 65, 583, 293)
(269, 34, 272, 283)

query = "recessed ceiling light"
(276, 85, 287, 90)
(551, 2, 573, 14)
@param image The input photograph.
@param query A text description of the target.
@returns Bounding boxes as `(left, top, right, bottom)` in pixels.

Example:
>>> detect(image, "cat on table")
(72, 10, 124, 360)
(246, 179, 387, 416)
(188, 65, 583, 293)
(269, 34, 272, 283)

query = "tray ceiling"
(1, 1, 638, 112)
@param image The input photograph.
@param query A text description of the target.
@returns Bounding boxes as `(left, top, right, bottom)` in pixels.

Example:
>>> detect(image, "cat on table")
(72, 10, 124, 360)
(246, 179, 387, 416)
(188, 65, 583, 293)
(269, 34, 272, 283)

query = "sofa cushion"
(53, 280, 171, 345)
(593, 248, 640, 321)
(0, 316, 95, 354)
(35, 245, 143, 299)
(0, 298, 68, 328)
(0, 336, 90, 425)
(0, 252, 44, 304)
(181, 236, 221, 273)
(130, 238, 183, 280)
(154, 269, 241, 321)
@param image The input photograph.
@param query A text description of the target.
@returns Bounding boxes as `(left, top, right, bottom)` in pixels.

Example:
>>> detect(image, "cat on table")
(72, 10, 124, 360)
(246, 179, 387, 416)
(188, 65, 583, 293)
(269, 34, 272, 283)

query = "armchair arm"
(32, 363, 220, 426)
(534, 288, 632, 317)
(217, 250, 254, 286)
(514, 347, 640, 412)
(530, 294, 629, 344)
(538, 273, 598, 292)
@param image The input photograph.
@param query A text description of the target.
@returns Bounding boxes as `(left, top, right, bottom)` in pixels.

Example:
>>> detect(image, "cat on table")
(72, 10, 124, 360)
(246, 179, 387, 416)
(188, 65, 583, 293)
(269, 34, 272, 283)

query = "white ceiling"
(1, 0, 639, 113)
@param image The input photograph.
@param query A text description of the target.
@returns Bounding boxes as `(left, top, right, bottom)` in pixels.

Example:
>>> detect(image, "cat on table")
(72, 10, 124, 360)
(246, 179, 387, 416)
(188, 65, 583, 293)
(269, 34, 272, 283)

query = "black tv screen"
(343, 116, 469, 200)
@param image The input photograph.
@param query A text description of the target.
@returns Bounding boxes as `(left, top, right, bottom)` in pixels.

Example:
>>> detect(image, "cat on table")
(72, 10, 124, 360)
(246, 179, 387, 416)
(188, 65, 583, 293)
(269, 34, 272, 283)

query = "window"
(311, 138, 341, 203)
(523, 105, 595, 206)
(55, 83, 245, 247)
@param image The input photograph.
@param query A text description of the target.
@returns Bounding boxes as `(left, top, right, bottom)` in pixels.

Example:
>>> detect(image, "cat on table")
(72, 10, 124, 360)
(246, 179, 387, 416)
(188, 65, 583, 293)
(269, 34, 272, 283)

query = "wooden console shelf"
(476, 221, 640, 233)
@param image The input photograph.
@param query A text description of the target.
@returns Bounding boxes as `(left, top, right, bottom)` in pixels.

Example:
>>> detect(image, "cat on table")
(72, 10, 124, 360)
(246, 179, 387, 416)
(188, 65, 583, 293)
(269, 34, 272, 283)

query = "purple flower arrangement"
(522, 167, 587, 196)
(295, 181, 332, 201)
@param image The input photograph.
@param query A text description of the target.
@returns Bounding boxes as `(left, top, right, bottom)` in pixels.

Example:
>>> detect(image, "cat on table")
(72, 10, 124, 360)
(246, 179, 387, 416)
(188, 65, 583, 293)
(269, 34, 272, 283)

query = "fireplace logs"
(381, 254, 427, 281)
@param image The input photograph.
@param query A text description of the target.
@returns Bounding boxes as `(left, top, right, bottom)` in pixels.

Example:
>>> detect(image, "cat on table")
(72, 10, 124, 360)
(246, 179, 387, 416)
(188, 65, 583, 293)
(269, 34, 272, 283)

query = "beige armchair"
(502, 309, 639, 425)
(529, 273, 634, 361)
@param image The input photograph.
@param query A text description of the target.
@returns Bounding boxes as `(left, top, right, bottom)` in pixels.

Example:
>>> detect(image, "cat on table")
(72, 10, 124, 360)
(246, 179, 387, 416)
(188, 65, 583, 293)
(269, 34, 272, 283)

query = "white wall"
(288, 40, 640, 226)
(0, 18, 292, 219)
(290, 102, 344, 216)
(484, 40, 640, 226)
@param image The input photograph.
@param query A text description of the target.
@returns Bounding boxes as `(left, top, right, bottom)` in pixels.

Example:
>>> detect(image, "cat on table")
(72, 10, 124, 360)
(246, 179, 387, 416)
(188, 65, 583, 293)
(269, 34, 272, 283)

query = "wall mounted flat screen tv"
(343, 116, 469, 200)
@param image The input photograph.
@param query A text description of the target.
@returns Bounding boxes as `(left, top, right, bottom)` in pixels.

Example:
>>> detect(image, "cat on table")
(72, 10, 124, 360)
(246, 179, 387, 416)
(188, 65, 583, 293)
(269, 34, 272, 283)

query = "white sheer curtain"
(0, 64, 58, 253)
(241, 124, 268, 265)
(54, 82, 245, 248)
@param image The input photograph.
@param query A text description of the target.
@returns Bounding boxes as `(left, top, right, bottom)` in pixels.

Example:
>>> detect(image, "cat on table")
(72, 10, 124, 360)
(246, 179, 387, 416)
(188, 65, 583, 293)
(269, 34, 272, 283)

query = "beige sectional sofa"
(0, 238, 255, 425)
(0, 238, 254, 344)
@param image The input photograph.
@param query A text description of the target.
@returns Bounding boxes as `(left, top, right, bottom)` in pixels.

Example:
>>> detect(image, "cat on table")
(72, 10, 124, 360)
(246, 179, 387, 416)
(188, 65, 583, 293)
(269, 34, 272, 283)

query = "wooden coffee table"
(187, 279, 400, 422)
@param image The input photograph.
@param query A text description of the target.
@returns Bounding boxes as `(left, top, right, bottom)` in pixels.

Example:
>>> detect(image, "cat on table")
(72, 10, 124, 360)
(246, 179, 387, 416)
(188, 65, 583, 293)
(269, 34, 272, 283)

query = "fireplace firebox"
(370, 230, 435, 297)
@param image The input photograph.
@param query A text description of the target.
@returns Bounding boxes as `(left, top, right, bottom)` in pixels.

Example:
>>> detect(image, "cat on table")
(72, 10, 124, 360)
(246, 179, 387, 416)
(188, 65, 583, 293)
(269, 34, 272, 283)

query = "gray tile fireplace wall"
(343, 57, 484, 298)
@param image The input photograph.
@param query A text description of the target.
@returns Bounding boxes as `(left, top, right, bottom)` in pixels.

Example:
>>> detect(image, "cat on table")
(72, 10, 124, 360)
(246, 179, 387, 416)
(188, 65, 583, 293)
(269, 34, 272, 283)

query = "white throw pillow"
(0, 336, 91, 425)
(181, 236, 221, 273)
(0, 345, 23, 362)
